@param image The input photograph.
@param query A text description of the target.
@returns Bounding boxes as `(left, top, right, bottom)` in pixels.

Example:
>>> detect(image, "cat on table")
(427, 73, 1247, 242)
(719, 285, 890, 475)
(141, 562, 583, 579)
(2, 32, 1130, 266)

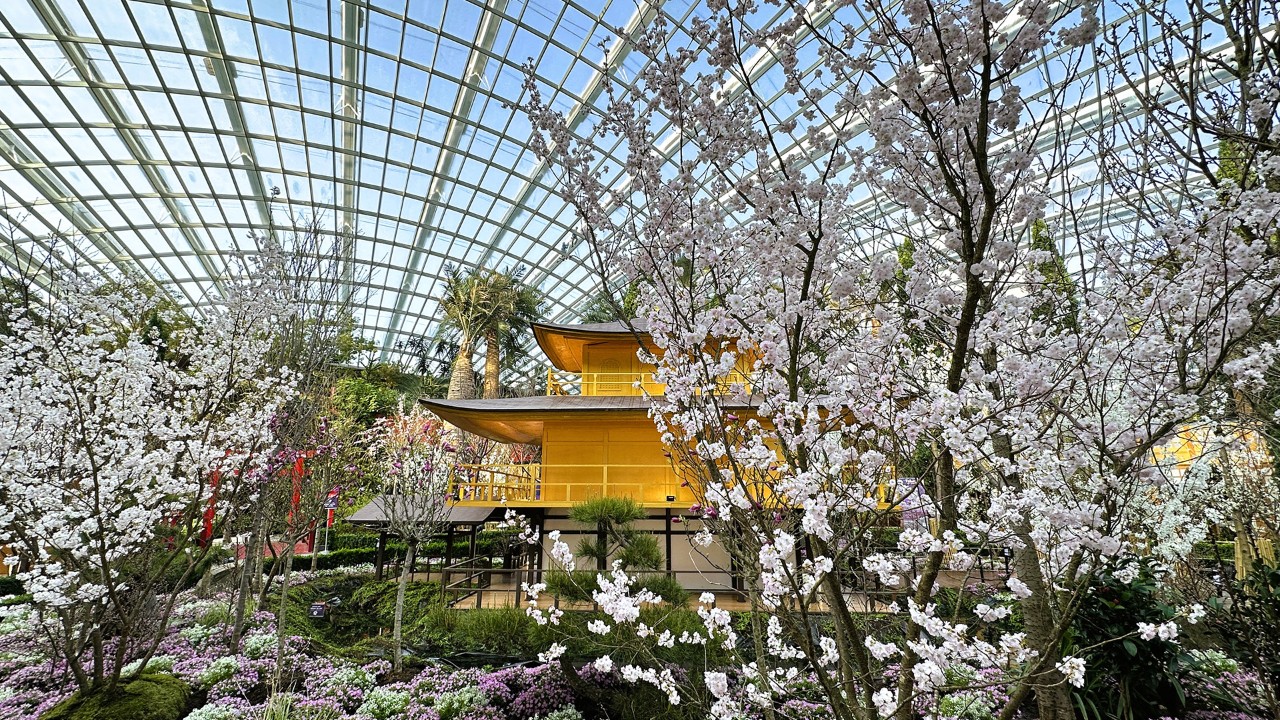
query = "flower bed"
(1, 567, 1274, 720)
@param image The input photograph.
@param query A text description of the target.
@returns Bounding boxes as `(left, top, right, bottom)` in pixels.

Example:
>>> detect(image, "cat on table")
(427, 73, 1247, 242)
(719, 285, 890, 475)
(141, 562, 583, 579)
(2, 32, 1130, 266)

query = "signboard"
(308, 602, 326, 619)
(323, 496, 339, 510)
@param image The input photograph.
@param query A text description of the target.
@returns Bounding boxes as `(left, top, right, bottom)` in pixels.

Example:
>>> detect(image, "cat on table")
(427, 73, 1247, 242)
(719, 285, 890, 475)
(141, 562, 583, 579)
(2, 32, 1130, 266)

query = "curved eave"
(421, 395, 654, 444)
(532, 320, 650, 372)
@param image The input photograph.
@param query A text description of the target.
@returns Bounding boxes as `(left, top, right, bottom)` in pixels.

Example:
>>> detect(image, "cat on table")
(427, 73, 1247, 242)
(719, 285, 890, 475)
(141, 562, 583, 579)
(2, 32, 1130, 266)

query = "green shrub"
(1209, 563, 1280, 715)
(869, 526, 902, 548)
(0, 576, 23, 597)
(569, 496, 647, 526)
(617, 534, 662, 570)
(120, 655, 175, 678)
(933, 587, 981, 621)
(195, 604, 231, 628)
(454, 608, 535, 653)
(42, 674, 189, 720)
(277, 532, 508, 575)
(329, 532, 382, 551)
(410, 607, 539, 656)
(329, 529, 507, 558)
(196, 657, 239, 688)
(278, 573, 376, 644)
(265, 545, 405, 574)
(435, 687, 487, 720)
(635, 574, 689, 606)
(356, 687, 411, 720)
(1067, 558, 1186, 720)
(1191, 540, 1236, 560)
(545, 570, 598, 603)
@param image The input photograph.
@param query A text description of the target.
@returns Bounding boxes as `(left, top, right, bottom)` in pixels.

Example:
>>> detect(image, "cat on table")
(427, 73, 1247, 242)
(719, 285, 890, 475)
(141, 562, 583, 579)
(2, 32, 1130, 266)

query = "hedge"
(263, 530, 512, 575)
(263, 546, 402, 574)
(328, 531, 509, 558)
(0, 576, 23, 597)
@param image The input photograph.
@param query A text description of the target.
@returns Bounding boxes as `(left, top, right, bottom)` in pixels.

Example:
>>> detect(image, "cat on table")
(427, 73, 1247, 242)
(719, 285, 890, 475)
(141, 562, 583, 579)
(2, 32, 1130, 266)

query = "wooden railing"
(545, 369, 665, 396)
(451, 463, 541, 503)
(449, 462, 905, 510)
(451, 462, 692, 507)
(545, 369, 756, 397)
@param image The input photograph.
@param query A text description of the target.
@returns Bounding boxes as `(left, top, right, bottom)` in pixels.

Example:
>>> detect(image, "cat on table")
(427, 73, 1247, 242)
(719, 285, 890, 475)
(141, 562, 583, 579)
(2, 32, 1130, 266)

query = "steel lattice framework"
(0, 0, 1203, 364)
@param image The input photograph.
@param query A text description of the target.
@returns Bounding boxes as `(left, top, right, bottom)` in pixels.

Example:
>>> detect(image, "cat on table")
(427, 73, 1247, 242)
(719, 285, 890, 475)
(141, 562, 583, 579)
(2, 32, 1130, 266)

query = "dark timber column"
(443, 524, 455, 600)
(445, 524, 455, 567)
(596, 521, 606, 572)
(375, 530, 387, 580)
(665, 509, 673, 576)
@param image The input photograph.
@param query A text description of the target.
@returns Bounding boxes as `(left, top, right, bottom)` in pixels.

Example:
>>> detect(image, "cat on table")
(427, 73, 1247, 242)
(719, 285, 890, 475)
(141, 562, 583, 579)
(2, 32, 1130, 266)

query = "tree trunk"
(484, 328, 501, 399)
(90, 627, 105, 689)
(272, 546, 296, 691)
(448, 337, 475, 400)
(231, 502, 267, 648)
(393, 540, 418, 673)
(1018, 540, 1074, 720)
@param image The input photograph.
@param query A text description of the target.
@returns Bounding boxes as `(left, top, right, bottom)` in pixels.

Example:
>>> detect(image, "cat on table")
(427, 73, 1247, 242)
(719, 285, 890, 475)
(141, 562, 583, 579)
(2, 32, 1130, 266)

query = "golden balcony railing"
(545, 369, 756, 397)
(451, 462, 695, 507)
(451, 463, 541, 504)
(448, 462, 901, 512)
(546, 369, 666, 396)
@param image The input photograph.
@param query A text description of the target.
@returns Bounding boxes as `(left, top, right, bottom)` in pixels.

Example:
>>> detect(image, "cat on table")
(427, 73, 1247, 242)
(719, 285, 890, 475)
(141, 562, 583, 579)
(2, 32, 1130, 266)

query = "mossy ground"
(41, 673, 189, 720)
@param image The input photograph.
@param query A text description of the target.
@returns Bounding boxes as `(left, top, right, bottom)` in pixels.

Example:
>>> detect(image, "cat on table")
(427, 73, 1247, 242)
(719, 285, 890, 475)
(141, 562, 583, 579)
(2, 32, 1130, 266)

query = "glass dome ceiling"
(0, 0, 1203, 363)
(0, 0, 688, 361)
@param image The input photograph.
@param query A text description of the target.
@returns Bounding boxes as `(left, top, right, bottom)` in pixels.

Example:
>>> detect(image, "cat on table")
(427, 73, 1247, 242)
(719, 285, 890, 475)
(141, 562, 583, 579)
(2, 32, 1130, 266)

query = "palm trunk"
(484, 328, 501, 399)
(448, 337, 475, 400)
(393, 540, 417, 673)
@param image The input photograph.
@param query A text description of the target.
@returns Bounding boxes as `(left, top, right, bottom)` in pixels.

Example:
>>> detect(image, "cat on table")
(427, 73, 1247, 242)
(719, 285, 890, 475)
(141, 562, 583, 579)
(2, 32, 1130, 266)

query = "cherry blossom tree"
(518, 0, 1280, 718)
(0, 244, 296, 694)
(229, 218, 373, 648)
(371, 406, 456, 672)
(1103, 0, 1280, 568)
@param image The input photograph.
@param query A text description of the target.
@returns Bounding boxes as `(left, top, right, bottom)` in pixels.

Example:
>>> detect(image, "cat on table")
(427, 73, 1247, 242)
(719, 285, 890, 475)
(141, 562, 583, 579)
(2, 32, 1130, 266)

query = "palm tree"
(438, 269, 489, 399)
(479, 270, 543, 399)
(437, 267, 543, 400)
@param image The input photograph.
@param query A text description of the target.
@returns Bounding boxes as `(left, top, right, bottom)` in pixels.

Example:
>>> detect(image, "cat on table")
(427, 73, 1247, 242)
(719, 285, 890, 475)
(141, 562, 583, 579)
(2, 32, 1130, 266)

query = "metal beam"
(190, 0, 277, 234)
(26, 0, 228, 295)
(472, 1, 660, 281)
(378, 0, 511, 357)
(337, 0, 363, 297)
(0, 129, 139, 277)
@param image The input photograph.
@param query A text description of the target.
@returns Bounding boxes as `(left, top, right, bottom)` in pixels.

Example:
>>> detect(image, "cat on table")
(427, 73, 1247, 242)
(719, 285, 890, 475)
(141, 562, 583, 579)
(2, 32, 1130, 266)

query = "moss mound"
(42, 673, 189, 720)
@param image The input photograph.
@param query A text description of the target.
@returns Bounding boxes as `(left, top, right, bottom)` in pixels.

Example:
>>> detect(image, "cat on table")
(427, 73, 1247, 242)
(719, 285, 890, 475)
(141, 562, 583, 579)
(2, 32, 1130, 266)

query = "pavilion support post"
(443, 525, 455, 604)
(596, 521, 607, 572)
(375, 531, 387, 581)
(445, 525, 455, 566)
(470, 525, 481, 607)
(665, 510, 673, 577)
(525, 511, 543, 594)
